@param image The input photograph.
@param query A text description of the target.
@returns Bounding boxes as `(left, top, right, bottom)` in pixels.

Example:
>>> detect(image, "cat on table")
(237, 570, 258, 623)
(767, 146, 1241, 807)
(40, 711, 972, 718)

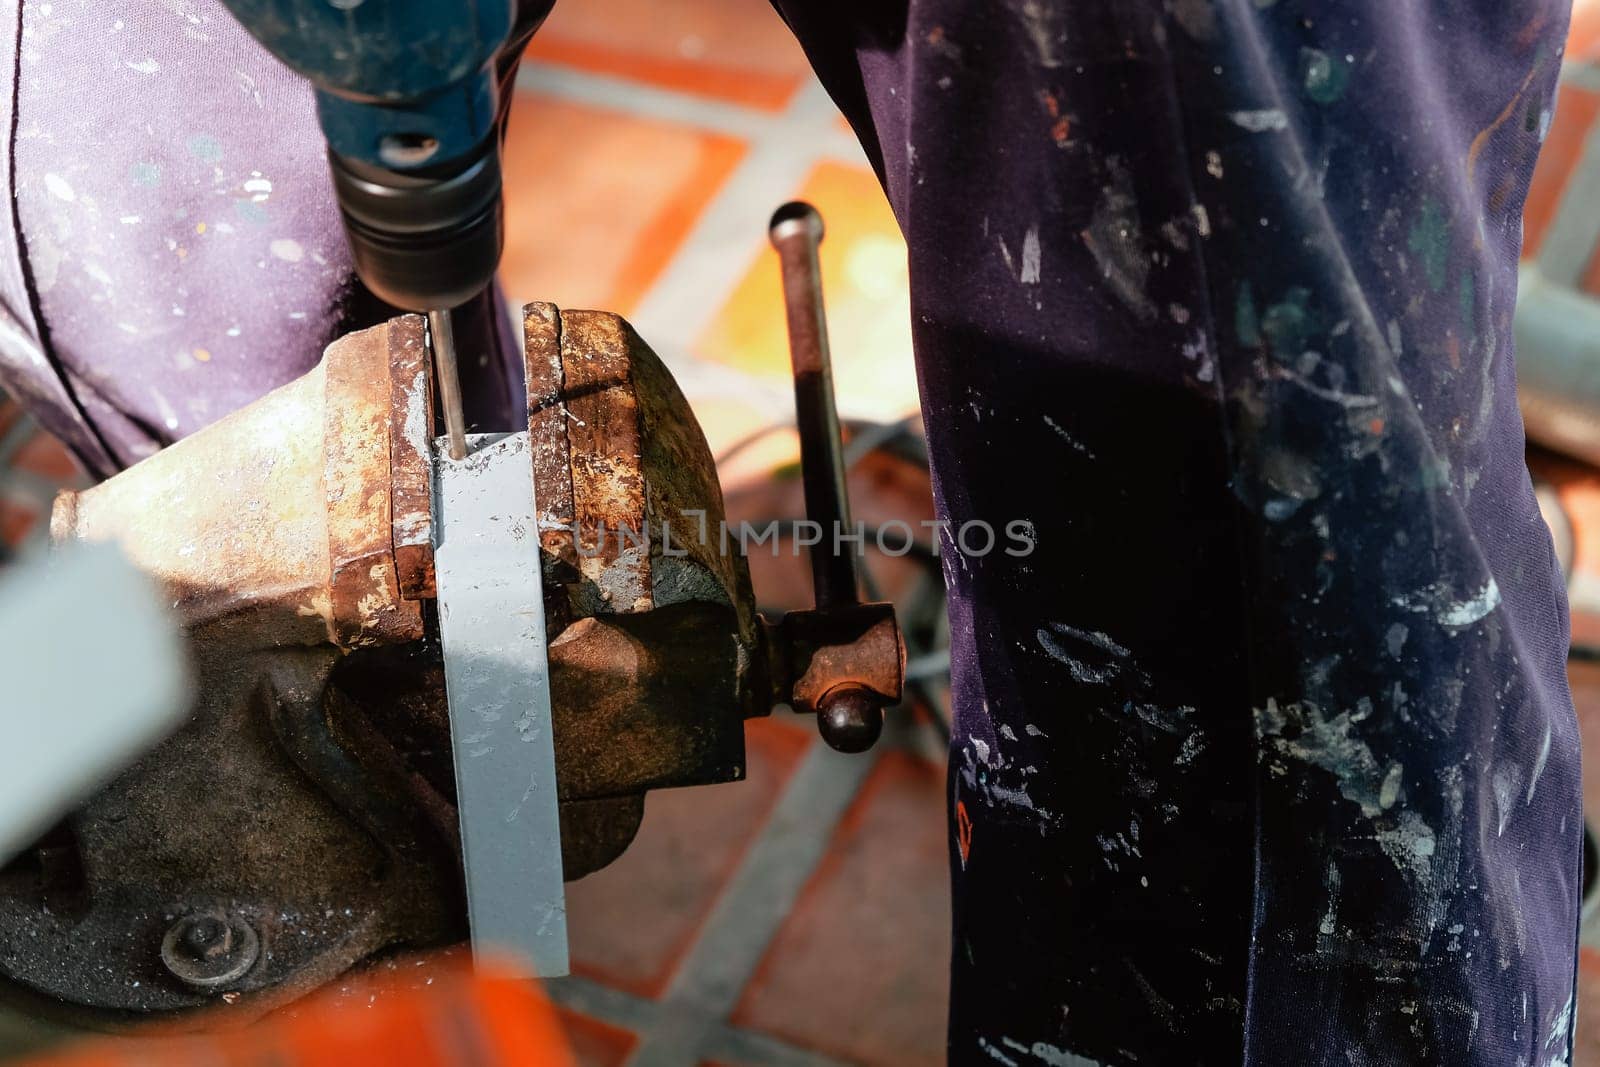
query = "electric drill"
(217, 0, 549, 455)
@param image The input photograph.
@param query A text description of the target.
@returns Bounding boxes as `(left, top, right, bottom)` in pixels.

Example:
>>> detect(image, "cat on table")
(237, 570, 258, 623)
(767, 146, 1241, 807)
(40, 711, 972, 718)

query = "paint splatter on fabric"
(772, 0, 1581, 1062)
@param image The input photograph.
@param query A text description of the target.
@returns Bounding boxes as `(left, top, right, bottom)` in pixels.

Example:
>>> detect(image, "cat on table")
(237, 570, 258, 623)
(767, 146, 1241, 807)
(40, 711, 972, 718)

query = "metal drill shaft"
(427, 308, 468, 461)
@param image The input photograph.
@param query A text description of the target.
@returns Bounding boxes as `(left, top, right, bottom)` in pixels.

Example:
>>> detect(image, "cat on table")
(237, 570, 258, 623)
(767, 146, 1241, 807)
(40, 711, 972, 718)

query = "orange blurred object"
(17, 956, 574, 1067)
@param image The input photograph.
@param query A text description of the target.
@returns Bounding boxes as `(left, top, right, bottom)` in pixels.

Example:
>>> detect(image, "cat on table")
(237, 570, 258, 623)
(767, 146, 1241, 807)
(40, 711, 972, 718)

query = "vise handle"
(764, 202, 906, 753)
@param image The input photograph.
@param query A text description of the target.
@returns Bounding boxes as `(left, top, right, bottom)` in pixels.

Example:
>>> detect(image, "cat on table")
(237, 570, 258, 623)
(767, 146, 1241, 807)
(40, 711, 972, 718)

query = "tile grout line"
(546, 974, 850, 1067)
(623, 78, 859, 382)
(515, 62, 865, 163)
(517, 62, 779, 143)
(510, 67, 870, 424)
(622, 732, 884, 1066)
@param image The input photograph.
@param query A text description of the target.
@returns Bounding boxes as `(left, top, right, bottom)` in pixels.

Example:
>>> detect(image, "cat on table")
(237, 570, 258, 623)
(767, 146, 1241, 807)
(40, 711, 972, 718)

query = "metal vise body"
(0, 304, 901, 1023)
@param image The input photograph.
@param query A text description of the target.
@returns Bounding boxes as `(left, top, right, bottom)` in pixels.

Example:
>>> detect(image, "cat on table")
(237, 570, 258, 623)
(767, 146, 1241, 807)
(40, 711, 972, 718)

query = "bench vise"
(0, 207, 903, 1024)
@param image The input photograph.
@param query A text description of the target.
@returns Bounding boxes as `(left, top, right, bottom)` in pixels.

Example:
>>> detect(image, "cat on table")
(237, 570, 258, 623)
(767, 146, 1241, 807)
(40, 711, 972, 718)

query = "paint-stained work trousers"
(0, 1, 1582, 1063)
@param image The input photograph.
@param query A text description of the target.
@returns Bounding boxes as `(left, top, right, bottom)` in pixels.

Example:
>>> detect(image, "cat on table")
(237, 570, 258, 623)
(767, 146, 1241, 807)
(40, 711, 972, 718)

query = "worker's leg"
(0, 0, 523, 477)
(774, 0, 1580, 1062)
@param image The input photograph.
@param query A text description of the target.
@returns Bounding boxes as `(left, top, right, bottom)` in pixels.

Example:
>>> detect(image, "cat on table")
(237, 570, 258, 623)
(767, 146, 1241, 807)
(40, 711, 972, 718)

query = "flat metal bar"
(432, 431, 568, 975)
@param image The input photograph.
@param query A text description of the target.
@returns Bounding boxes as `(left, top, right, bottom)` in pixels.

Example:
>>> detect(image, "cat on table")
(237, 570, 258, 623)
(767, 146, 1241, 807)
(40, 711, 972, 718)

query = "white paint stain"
(1229, 109, 1289, 132)
(1439, 579, 1501, 627)
(1083, 158, 1158, 320)
(1527, 725, 1553, 804)
(1493, 766, 1521, 836)
(1547, 993, 1574, 1056)
(269, 238, 304, 263)
(30, 233, 61, 294)
(43, 173, 74, 202)
(1387, 320, 1404, 357)
(1385, 622, 1409, 657)
(150, 388, 179, 432)
(1036, 623, 1137, 686)
(126, 57, 160, 74)
(1026, 1039, 1107, 1066)
(1393, 577, 1501, 629)
(1318, 861, 1342, 937)
(1259, 698, 1437, 882)
(1376, 810, 1436, 883)
(1013, 0, 1065, 68)
(1020, 226, 1041, 284)
(977, 1037, 1019, 1066)
(1043, 415, 1095, 458)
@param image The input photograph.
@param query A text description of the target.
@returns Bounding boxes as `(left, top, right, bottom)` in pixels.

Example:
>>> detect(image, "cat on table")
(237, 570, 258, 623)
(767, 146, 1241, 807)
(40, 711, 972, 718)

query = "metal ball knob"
(817, 686, 884, 753)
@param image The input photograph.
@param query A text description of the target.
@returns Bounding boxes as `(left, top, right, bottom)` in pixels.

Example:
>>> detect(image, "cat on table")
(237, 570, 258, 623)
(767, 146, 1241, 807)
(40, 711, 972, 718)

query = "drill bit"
(427, 308, 468, 461)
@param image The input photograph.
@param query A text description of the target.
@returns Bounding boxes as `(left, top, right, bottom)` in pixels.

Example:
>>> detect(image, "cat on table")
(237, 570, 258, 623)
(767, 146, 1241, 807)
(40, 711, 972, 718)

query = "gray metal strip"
(433, 431, 569, 975)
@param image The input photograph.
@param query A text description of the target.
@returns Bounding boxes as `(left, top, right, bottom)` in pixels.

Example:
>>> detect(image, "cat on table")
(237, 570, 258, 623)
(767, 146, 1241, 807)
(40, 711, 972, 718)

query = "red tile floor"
(8, 0, 1600, 1063)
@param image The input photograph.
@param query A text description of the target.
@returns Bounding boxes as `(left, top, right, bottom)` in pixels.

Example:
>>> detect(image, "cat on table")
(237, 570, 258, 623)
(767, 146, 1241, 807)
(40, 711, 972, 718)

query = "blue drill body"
(218, 0, 525, 315)
(219, 0, 513, 170)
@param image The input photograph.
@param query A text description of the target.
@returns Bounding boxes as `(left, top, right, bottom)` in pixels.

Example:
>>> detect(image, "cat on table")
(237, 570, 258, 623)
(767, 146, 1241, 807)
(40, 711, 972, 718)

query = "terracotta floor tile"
(501, 92, 745, 316)
(557, 1008, 638, 1067)
(1572, 660, 1600, 835)
(1579, 947, 1600, 1067)
(10, 429, 82, 484)
(696, 162, 918, 423)
(0, 398, 21, 442)
(563, 718, 812, 998)
(1572, 0, 1600, 66)
(1524, 82, 1600, 262)
(0, 496, 40, 547)
(527, 0, 810, 111)
(731, 750, 950, 1066)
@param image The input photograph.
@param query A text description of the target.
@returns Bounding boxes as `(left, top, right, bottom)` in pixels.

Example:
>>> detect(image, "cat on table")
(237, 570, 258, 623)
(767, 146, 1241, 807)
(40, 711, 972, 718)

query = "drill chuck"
(328, 140, 505, 313)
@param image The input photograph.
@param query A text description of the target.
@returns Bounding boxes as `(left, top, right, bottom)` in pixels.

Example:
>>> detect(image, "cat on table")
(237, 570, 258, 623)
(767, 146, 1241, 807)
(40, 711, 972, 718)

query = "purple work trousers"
(0, 1, 1580, 1063)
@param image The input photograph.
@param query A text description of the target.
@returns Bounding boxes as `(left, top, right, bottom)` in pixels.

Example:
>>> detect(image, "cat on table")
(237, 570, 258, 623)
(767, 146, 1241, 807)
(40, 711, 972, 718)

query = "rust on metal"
(324, 321, 424, 649)
(387, 314, 437, 601)
(558, 310, 652, 614)
(524, 302, 579, 590)
(527, 303, 760, 644)
(764, 602, 906, 715)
